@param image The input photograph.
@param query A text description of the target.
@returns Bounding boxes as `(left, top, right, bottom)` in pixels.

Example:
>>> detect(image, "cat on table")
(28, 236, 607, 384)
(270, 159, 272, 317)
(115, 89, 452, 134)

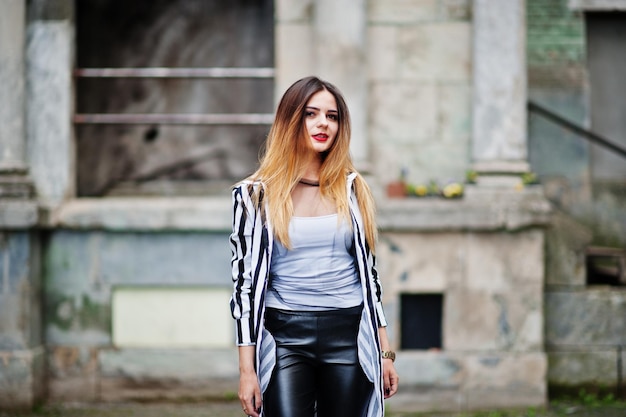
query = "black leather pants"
(263, 305, 373, 417)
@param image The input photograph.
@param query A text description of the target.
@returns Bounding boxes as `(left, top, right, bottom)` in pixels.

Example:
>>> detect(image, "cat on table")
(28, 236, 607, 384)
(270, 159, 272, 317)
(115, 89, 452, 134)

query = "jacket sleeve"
(229, 185, 257, 346)
(369, 252, 388, 328)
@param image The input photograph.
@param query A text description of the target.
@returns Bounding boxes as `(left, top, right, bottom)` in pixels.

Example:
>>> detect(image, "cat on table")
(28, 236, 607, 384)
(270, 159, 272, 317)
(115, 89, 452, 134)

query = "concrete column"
(0, 232, 44, 410)
(472, 0, 529, 182)
(26, 0, 74, 205)
(313, 0, 369, 169)
(0, 0, 27, 174)
(275, 0, 369, 170)
(274, 0, 314, 96)
(0, 1, 44, 410)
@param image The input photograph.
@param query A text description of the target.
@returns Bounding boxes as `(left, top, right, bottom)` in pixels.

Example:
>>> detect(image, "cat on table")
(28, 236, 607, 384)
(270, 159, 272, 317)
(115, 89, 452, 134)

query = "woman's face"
(304, 89, 339, 154)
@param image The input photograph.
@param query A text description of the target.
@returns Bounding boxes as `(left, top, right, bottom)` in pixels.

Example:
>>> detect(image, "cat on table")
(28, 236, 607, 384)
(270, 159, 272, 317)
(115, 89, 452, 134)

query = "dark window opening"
(586, 247, 626, 286)
(400, 293, 443, 350)
(586, 12, 626, 182)
(74, 0, 274, 197)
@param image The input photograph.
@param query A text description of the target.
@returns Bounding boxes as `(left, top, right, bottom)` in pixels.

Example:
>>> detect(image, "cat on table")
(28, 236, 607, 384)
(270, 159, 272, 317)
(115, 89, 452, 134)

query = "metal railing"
(528, 101, 626, 159)
(73, 67, 275, 126)
(74, 67, 275, 78)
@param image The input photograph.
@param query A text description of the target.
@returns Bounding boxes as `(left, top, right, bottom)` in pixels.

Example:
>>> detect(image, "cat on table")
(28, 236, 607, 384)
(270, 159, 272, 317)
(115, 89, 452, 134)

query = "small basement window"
(400, 293, 443, 350)
(586, 246, 626, 286)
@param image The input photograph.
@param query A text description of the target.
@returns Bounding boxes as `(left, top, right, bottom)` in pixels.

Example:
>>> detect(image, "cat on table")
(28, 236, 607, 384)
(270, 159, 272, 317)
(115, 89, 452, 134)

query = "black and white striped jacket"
(230, 172, 388, 417)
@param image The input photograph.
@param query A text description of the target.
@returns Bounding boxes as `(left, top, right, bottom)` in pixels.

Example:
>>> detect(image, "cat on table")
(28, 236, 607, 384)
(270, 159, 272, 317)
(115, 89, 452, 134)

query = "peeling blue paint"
(495, 295, 511, 338)
(383, 237, 402, 254)
(479, 356, 501, 367)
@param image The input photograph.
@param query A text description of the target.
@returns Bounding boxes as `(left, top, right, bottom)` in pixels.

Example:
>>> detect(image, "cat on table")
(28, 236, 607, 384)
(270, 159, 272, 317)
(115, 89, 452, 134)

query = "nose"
(317, 114, 328, 127)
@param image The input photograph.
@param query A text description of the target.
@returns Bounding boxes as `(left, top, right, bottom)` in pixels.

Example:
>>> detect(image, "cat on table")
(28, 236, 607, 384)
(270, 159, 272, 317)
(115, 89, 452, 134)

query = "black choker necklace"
(299, 178, 320, 187)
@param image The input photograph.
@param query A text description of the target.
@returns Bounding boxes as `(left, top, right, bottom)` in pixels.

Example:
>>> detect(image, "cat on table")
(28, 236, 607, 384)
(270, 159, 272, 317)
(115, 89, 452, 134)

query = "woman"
(230, 76, 398, 417)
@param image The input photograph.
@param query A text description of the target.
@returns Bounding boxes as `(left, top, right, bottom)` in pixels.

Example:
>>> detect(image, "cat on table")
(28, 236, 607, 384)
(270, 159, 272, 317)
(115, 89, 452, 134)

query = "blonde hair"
(249, 76, 377, 252)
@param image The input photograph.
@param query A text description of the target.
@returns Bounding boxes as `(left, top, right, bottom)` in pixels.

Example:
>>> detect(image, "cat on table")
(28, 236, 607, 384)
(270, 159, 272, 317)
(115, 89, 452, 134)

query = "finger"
(253, 391, 263, 416)
(388, 374, 399, 397)
(243, 404, 259, 417)
(244, 391, 262, 417)
(383, 379, 391, 398)
(242, 398, 257, 417)
(382, 369, 392, 398)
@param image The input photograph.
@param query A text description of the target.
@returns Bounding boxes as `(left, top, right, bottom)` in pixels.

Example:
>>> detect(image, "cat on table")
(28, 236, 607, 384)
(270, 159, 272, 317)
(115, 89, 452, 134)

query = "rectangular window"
(400, 293, 443, 350)
(74, 0, 274, 197)
(112, 287, 232, 348)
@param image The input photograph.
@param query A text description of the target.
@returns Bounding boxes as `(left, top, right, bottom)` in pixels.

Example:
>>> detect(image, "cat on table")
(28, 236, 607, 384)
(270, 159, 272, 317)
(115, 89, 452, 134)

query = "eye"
(305, 111, 315, 117)
(328, 114, 338, 121)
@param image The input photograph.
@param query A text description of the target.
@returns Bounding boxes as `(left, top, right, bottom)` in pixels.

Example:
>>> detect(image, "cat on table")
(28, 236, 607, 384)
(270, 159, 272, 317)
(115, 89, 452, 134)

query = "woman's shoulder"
(232, 178, 266, 206)
(347, 171, 369, 189)
(233, 176, 263, 191)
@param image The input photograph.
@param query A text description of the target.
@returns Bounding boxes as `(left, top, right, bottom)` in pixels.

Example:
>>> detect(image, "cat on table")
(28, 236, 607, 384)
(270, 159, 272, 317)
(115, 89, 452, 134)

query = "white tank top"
(266, 214, 363, 311)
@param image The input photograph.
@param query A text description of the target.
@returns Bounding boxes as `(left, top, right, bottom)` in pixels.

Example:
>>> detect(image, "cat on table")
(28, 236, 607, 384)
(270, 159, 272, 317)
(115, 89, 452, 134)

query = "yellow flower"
(415, 185, 428, 196)
(442, 183, 463, 198)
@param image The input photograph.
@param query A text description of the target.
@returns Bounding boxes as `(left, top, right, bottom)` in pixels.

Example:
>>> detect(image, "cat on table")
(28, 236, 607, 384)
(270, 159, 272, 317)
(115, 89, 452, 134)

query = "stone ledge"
(41, 186, 551, 232)
(378, 186, 551, 232)
(98, 348, 239, 402)
(49, 346, 546, 410)
(547, 350, 620, 386)
(0, 200, 38, 229)
(42, 197, 233, 232)
(388, 351, 547, 412)
(569, 0, 626, 11)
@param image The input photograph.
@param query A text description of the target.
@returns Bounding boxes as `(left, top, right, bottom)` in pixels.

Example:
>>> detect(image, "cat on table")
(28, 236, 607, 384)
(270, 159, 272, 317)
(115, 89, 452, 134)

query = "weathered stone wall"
(379, 228, 547, 410)
(0, 232, 45, 408)
(43, 228, 236, 401)
(545, 287, 626, 395)
(527, 0, 626, 248)
(0, 0, 45, 409)
(367, 0, 472, 186)
(528, 0, 626, 396)
(37, 187, 550, 411)
(377, 186, 549, 411)
(544, 212, 626, 395)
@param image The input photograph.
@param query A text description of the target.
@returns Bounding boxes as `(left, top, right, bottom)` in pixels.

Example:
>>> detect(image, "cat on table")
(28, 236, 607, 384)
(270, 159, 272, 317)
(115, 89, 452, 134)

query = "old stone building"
(0, 0, 624, 412)
(528, 0, 626, 398)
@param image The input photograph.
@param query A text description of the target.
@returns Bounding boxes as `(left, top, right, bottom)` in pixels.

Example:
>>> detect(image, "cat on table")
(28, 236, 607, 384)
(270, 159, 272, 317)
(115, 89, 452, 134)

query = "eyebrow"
(306, 106, 338, 113)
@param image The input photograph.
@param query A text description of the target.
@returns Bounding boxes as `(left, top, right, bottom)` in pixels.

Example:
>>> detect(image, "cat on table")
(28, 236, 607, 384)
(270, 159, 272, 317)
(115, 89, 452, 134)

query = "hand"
(239, 370, 262, 417)
(382, 358, 399, 399)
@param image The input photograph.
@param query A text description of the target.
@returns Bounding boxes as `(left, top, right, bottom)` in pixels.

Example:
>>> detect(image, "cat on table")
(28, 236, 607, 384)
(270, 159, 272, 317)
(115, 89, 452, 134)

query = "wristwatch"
(381, 350, 396, 362)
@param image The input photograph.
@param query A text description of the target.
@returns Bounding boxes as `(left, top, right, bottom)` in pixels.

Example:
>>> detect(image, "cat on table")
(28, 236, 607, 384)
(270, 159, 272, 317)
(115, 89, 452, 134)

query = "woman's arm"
(230, 185, 262, 415)
(230, 185, 257, 345)
(378, 326, 399, 398)
(238, 345, 261, 417)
